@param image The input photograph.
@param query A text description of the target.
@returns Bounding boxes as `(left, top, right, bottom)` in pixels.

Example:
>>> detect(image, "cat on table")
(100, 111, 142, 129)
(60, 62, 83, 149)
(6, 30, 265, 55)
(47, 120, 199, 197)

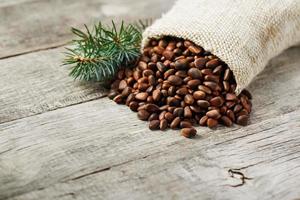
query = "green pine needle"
(63, 20, 151, 82)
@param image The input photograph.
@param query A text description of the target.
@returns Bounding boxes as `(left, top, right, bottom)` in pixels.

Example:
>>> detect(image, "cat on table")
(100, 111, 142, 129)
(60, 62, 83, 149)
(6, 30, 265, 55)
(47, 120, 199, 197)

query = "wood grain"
(0, 46, 299, 200)
(7, 110, 300, 200)
(0, 47, 107, 124)
(0, 0, 174, 59)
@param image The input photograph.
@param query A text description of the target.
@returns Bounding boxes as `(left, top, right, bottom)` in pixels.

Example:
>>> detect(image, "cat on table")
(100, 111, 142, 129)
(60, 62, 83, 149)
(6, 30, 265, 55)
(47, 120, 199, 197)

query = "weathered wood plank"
(0, 0, 174, 58)
(0, 47, 107, 124)
(7, 110, 300, 200)
(0, 46, 300, 200)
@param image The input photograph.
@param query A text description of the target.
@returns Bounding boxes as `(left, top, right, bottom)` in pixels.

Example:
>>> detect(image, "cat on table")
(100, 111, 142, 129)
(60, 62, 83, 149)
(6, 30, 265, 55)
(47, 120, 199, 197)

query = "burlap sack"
(142, 0, 300, 94)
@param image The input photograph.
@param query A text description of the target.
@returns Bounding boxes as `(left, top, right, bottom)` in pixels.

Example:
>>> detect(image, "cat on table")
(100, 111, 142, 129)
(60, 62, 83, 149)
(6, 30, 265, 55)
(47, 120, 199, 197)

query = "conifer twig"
(63, 20, 150, 82)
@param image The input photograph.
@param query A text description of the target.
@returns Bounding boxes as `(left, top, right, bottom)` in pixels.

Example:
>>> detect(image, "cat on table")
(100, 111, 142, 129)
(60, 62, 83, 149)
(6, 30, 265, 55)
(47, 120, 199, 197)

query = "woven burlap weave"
(142, 0, 300, 94)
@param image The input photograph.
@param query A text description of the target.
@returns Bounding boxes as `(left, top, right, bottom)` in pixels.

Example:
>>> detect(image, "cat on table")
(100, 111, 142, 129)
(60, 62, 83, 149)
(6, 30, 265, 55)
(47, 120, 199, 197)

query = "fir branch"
(63, 20, 149, 82)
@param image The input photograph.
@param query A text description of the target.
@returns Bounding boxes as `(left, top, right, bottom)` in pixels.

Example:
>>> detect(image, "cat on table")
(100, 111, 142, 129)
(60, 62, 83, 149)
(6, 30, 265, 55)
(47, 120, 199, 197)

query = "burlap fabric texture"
(142, 0, 300, 94)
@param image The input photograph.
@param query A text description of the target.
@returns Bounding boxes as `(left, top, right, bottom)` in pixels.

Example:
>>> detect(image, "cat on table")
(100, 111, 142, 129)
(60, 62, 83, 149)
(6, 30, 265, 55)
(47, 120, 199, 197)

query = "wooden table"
(1, 0, 300, 199)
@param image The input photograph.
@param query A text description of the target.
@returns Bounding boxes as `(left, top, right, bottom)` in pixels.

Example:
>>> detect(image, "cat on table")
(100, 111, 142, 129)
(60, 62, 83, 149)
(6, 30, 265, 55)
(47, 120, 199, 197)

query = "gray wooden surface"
(0, 0, 300, 200)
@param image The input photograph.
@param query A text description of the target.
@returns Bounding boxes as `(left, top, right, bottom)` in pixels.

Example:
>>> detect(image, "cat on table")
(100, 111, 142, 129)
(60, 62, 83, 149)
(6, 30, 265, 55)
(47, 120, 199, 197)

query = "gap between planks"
(0, 43, 67, 60)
